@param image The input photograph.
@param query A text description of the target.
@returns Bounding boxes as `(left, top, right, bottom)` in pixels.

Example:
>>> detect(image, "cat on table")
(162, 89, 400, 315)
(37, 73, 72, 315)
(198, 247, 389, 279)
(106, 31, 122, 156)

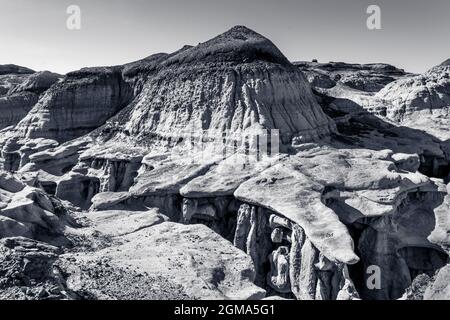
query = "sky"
(0, 0, 449, 74)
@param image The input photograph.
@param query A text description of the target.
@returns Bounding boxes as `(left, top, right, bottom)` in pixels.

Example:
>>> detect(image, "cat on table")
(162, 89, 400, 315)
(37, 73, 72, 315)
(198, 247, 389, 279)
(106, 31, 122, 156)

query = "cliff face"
(2, 53, 170, 147)
(2, 27, 335, 172)
(0, 27, 449, 301)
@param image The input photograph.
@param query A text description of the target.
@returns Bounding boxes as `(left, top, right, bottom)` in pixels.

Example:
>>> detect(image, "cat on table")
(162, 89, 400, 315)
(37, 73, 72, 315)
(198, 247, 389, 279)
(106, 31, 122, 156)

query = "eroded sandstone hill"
(295, 61, 408, 92)
(0, 26, 449, 300)
(0, 66, 61, 131)
(376, 61, 450, 139)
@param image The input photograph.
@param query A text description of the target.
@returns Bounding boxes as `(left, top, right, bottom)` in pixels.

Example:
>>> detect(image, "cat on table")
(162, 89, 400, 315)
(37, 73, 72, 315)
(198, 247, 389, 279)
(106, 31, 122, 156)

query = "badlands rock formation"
(0, 171, 76, 244)
(376, 62, 450, 139)
(0, 26, 449, 300)
(0, 66, 61, 130)
(0, 65, 34, 96)
(115, 26, 336, 146)
(295, 61, 408, 92)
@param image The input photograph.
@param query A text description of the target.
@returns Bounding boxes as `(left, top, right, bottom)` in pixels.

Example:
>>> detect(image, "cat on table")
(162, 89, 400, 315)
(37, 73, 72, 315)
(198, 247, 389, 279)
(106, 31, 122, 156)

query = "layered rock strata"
(0, 67, 61, 130)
